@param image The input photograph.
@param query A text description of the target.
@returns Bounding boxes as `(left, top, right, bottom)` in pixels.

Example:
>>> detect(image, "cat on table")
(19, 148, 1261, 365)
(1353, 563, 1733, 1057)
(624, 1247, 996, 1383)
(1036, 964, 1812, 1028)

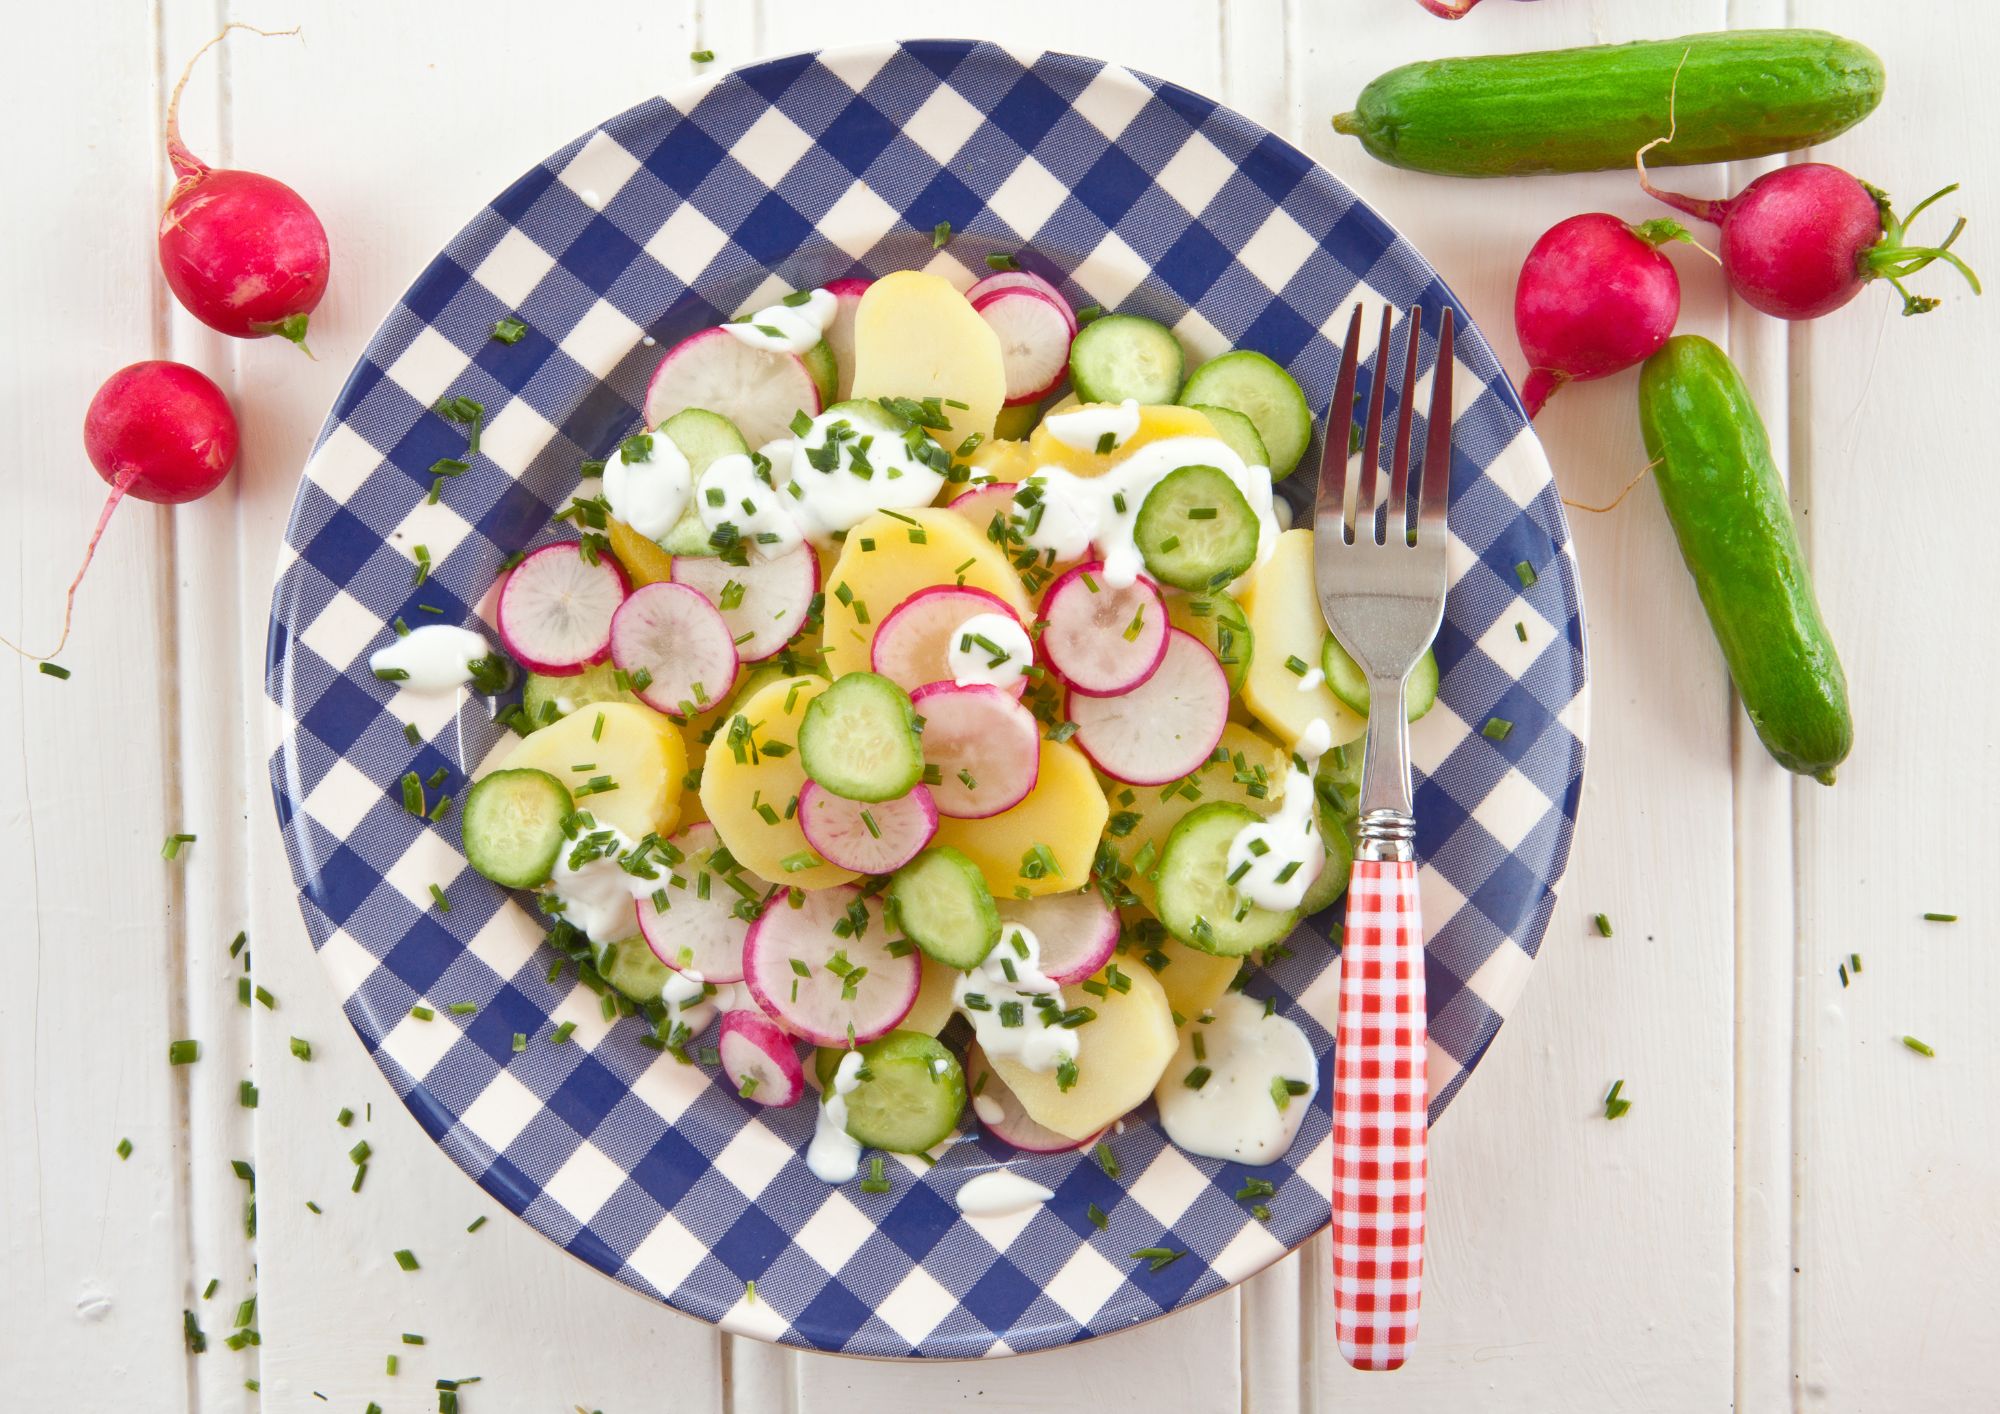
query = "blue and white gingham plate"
(267, 41, 1587, 1358)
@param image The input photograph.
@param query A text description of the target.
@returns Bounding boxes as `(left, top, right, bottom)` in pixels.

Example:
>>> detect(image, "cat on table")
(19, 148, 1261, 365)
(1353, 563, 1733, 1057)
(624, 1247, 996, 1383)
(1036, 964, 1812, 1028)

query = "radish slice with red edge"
(670, 543, 819, 662)
(1066, 629, 1229, 785)
(947, 480, 1020, 532)
(972, 287, 1072, 407)
(908, 682, 1041, 818)
(742, 884, 919, 1046)
(966, 1047, 1102, 1153)
(718, 1010, 805, 1108)
(633, 822, 750, 982)
(996, 892, 1119, 985)
(496, 543, 629, 675)
(967, 270, 1077, 335)
(820, 277, 871, 402)
(644, 325, 820, 450)
(798, 781, 938, 874)
(608, 581, 739, 719)
(1038, 560, 1168, 697)
(871, 584, 1026, 698)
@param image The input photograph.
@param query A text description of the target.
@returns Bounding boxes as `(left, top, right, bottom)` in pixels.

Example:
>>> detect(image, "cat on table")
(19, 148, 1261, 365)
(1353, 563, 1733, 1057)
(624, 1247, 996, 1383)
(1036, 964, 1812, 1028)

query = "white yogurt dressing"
(1017, 435, 1281, 588)
(601, 430, 693, 541)
(946, 611, 1034, 693)
(723, 287, 837, 356)
(954, 1171, 1056, 1218)
(953, 923, 1079, 1075)
(780, 404, 947, 544)
(1043, 398, 1139, 453)
(970, 1092, 1008, 1127)
(544, 821, 660, 945)
(1155, 992, 1318, 1164)
(695, 451, 804, 559)
(1225, 717, 1333, 913)
(369, 625, 493, 693)
(807, 1050, 866, 1183)
(1295, 666, 1326, 693)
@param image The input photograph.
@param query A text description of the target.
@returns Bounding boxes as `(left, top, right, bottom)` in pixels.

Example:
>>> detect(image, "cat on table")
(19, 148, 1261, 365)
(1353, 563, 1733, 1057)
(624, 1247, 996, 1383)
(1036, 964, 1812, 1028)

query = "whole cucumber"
(1638, 337, 1851, 784)
(1333, 30, 1883, 177)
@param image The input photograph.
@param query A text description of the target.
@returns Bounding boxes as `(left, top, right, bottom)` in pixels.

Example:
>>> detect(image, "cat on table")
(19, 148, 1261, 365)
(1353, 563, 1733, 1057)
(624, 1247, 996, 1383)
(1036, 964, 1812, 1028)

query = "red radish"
(821, 277, 871, 401)
(6, 361, 237, 663)
(608, 580, 739, 718)
(1067, 629, 1229, 785)
(1413, 0, 1539, 15)
(972, 287, 1072, 406)
(870, 584, 1026, 697)
(946, 481, 1020, 542)
(496, 543, 628, 675)
(645, 326, 821, 448)
(967, 270, 1076, 335)
(718, 1010, 806, 1107)
(633, 823, 750, 983)
(671, 542, 818, 661)
(907, 682, 1041, 818)
(1038, 561, 1168, 696)
(742, 884, 920, 1045)
(798, 781, 938, 874)
(159, 26, 329, 350)
(995, 893, 1119, 986)
(1642, 162, 1981, 321)
(965, 1047, 1101, 1152)
(1514, 213, 1686, 418)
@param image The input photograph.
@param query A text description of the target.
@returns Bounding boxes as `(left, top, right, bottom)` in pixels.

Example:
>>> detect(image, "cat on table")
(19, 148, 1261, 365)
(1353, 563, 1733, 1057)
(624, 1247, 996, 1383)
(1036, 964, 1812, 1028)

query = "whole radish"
(159, 25, 330, 350)
(1414, 0, 1542, 16)
(1642, 163, 1979, 320)
(4, 363, 238, 663)
(1514, 213, 1688, 418)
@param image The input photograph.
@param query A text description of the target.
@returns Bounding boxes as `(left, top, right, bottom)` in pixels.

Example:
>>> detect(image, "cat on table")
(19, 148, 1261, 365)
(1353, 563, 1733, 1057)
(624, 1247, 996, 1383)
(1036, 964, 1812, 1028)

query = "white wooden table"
(5, 2, 1995, 1409)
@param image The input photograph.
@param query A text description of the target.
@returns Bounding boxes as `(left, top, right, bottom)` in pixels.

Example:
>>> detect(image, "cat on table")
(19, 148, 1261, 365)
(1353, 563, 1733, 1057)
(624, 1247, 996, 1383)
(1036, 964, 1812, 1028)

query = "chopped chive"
(402, 1332, 426, 1345)
(1603, 1079, 1632, 1119)
(393, 1249, 419, 1272)
(238, 1080, 259, 1109)
(1482, 717, 1514, 742)
(491, 316, 528, 344)
(1850, 952, 1862, 973)
(932, 220, 951, 249)
(1087, 1202, 1109, 1230)
(288, 1037, 312, 1061)
(428, 883, 452, 913)
(161, 833, 197, 860)
(1514, 560, 1537, 588)
(511, 1032, 527, 1053)
(336, 1107, 354, 1127)
(1839, 962, 1850, 988)
(467, 1215, 488, 1233)
(411, 1004, 435, 1022)
(1514, 621, 1528, 642)
(349, 1141, 373, 1166)
(1129, 1247, 1185, 1272)
(690, 47, 715, 62)
(168, 1039, 199, 1066)
(37, 662, 69, 679)
(985, 252, 1019, 271)
(1593, 913, 1613, 938)
(1923, 912, 1958, 923)
(552, 1020, 577, 1045)
(1183, 1065, 1212, 1089)
(1902, 1035, 1935, 1058)
(1096, 1142, 1119, 1178)
(116, 1137, 133, 1160)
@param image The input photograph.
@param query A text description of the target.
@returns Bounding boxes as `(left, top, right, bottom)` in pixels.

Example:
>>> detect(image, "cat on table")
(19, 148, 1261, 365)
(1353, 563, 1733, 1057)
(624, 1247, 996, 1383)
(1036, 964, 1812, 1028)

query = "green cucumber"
(1333, 31, 1884, 178)
(1166, 590, 1253, 694)
(461, 768, 574, 888)
(1638, 336, 1851, 783)
(1179, 353, 1311, 478)
(1295, 813, 1354, 917)
(801, 338, 838, 408)
(827, 1030, 966, 1153)
(595, 936, 673, 1005)
(521, 662, 644, 728)
(798, 671, 925, 802)
(1134, 464, 1260, 590)
(888, 846, 1001, 969)
(1068, 315, 1185, 405)
(650, 408, 751, 556)
(1184, 403, 1269, 474)
(1155, 801, 1300, 956)
(1320, 636, 1438, 722)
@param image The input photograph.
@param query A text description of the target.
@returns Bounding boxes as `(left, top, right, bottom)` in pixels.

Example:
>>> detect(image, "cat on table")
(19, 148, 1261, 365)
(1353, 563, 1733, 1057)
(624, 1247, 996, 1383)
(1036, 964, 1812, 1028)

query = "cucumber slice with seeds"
(1186, 403, 1269, 471)
(1321, 635, 1439, 722)
(1133, 463, 1260, 590)
(650, 407, 752, 556)
(1067, 314, 1185, 405)
(461, 768, 574, 889)
(888, 846, 1001, 969)
(798, 671, 925, 802)
(595, 935, 673, 1005)
(521, 662, 644, 727)
(801, 338, 838, 408)
(1155, 801, 1300, 956)
(1179, 350, 1312, 479)
(1166, 590, 1254, 694)
(832, 1030, 967, 1154)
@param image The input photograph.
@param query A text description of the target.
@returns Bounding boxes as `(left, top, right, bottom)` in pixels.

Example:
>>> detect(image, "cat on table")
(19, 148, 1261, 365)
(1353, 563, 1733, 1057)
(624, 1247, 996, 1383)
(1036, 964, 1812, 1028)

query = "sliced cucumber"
(595, 935, 673, 1005)
(992, 402, 1042, 441)
(1166, 589, 1253, 694)
(1068, 314, 1185, 405)
(461, 768, 574, 889)
(1179, 351, 1312, 479)
(1295, 814, 1354, 916)
(1315, 736, 1365, 826)
(521, 661, 644, 729)
(798, 671, 924, 802)
(1321, 635, 1439, 722)
(650, 407, 751, 556)
(831, 1030, 966, 1153)
(1133, 463, 1260, 590)
(1186, 403, 1269, 471)
(888, 846, 1001, 969)
(1155, 801, 1300, 956)
(801, 338, 838, 408)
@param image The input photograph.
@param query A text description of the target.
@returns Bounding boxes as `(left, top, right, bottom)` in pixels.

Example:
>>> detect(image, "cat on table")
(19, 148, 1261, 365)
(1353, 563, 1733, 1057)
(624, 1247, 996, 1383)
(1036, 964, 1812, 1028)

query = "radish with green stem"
(1514, 213, 1691, 418)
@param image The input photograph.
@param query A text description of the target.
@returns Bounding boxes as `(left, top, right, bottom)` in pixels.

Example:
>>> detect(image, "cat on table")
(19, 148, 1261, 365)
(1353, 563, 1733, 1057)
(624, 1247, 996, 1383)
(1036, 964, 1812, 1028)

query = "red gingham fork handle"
(1331, 857, 1427, 1371)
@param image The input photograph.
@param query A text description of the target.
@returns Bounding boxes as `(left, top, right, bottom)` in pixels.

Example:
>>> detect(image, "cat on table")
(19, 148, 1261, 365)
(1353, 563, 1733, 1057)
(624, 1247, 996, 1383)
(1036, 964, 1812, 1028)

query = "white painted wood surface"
(2, 2, 1992, 1409)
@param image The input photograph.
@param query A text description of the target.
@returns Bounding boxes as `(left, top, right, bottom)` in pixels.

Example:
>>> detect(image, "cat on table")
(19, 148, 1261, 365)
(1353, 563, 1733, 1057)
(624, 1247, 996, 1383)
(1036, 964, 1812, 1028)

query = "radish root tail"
(1634, 47, 1730, 247)
(165, 23, 303, 191)
(0, 471, 136, 663)
(1562, 457, 1662, 515)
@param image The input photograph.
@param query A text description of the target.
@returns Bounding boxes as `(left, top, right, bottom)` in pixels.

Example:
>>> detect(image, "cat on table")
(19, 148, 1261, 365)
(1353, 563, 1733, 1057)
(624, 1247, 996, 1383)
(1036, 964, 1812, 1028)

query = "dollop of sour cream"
(954, 1170, 1056, 1218)
(782, 404, 947, 544)
(807, 1050, 866, 1183)
(1225, 718, 1333, 913)
(544, 821, 660, 945)
(946, 611, 1035, 693)
(1043, 398, 1139, 453)
(723, 287, 838, 356)
(602, 430, 693, 541)
(953, 923, 1079, 1075)
(368, 625, 494, 693)
(695, 451, 804, 559)
(1155, 992, 1318, 1164)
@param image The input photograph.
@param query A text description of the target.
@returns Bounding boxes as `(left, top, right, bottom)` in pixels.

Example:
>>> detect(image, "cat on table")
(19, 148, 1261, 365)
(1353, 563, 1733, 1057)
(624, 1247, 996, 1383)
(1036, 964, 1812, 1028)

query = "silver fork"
(1313, 303, 1454, 1373)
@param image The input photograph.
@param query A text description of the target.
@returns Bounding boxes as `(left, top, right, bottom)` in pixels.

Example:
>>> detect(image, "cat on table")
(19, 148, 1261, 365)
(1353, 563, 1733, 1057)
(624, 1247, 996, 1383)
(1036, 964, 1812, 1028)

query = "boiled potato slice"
(677, 719, 710, 828)
(1027, 403, 1217, 478)
(818, 508, 1033, 677)
(988, 961, 1177, 1141)
(498, 701, 685, 840)
(1103, 721, 1286, 915)
(606, 516, 675, 587)
(698, 674, 857, 890)
(1238, 529, 1365, 749)
(849, 271, 1005, 446)
(901, 955, 960, 1037)
(964, 436, 1037, 484)
(1153, 932, 1244, 1023)
(932, 740, 1107, 900)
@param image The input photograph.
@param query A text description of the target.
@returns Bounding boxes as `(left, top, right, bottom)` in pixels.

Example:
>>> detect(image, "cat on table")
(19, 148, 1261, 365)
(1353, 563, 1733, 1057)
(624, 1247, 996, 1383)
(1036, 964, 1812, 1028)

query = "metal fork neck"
(1355, 673, 1415, 863)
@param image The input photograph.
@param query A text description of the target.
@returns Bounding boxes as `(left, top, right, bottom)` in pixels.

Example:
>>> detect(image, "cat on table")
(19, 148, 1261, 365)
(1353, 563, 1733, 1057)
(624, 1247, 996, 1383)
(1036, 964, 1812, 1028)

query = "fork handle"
(1331, 855, 1427, 1372)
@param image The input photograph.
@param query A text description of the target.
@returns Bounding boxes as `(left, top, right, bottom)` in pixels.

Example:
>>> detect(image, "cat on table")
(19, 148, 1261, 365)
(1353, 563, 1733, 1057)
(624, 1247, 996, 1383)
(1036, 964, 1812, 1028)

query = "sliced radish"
(871, 585, 1026, 698)
(1067, 628, 1230, 785)
(1039, 561, 1168, 697)
(633, 822, 750, 983)
(821, 277, 870, 402)
(996, 892, 1119, 985)
(798, 781, 938, 874)
(966, 1047, 1102, 1153)
(967, 270, 1077, 335)
(972, 287, 1071, 407)
(670, 542, 818, 662)
(645, 326, 820, 450)
(948, 480, 1019, 524)
(743, 885, 920, 1046)
(608, 581, 739, 719)
(719, 1010, 805, 1108)
(908, 682, 1040, 819)
(495, 543, 629, 675)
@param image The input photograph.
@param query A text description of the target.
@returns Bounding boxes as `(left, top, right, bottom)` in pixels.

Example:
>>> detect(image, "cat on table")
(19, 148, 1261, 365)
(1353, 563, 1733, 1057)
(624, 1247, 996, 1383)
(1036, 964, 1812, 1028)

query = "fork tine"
(1353, 304, 1393, 543)
(1314, 304, 1365, 545)
(1387, 306, 1423, 545)
(1417, 306, 1455, 540)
